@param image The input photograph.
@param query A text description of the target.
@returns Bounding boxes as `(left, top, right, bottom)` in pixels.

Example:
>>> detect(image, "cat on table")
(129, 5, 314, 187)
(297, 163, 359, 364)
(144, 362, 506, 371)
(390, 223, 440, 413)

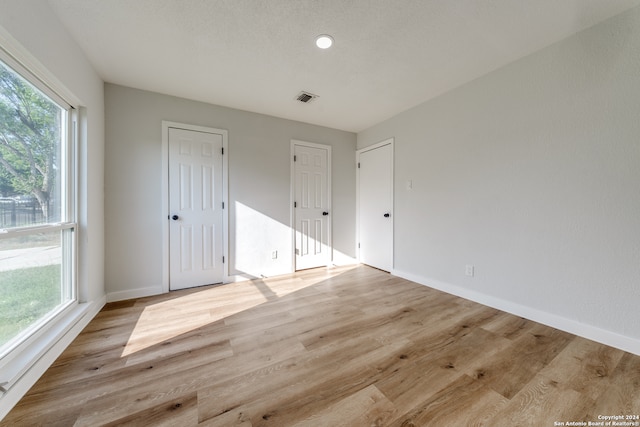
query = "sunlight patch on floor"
(120, 266, 356, 357)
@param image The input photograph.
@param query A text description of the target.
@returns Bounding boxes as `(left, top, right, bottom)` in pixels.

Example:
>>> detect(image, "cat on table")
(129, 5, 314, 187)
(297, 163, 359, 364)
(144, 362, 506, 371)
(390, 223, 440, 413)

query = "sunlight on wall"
(234, 201, 291, 278)
(332, 249, 358, 266)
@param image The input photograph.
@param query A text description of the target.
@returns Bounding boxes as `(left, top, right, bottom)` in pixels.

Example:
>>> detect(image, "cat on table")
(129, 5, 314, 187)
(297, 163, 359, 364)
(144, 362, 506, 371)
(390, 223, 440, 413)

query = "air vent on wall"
(296, 91, 319, 103)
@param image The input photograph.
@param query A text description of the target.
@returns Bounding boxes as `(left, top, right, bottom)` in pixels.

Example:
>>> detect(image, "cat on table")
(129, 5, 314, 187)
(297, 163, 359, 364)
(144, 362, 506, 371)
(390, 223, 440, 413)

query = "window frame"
(0, 46, 78, 392)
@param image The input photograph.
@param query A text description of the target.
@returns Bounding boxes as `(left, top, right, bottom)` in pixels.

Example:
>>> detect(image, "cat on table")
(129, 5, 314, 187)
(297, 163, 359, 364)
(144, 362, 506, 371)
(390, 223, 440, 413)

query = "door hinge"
(294, 201, 297, 208)
(358, 162, 360, 168)
(358, 243, 360, 248)
(222, 201, 225, 209)
(222, 256, 225, 263)
(221, 147, 224, 155)
(293, 155, 297, 162)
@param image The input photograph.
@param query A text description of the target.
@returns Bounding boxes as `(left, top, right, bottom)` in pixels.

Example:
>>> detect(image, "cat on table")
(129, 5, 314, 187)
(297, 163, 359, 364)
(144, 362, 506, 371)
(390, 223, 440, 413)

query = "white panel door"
(294, 143, 330, 270)
(169, 128, 223, 290)
(358, 142, 393, 271)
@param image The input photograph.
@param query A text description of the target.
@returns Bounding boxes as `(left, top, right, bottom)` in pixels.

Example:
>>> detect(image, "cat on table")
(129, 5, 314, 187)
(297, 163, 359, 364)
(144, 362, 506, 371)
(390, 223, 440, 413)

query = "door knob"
(172, 215, 179, 220)
(322, 211, 329, 216)
(383, 213, 390, 218)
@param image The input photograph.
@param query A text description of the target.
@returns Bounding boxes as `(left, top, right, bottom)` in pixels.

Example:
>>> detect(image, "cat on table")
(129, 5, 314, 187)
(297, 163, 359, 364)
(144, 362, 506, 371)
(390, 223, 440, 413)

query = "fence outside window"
(0, 197, 46, 228)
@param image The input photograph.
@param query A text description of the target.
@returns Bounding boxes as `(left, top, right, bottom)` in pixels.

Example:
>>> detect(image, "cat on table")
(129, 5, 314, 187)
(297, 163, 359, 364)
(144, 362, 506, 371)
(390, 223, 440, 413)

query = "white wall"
(0, 0, 105, 417)
(358, 7, 640, 353)
(105, 84, 356, 300)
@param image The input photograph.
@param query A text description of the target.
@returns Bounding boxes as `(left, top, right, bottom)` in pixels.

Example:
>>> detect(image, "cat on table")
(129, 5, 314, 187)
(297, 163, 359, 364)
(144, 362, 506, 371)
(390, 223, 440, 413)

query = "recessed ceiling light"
(315, 34, 334, 49)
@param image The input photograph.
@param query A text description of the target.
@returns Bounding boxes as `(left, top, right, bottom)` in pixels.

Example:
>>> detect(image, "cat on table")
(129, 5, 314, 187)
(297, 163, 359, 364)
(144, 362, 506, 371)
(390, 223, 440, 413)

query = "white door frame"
(162, 121, 229, 292)
(290, 139, 332, 272)
(356, 137, 394, 267)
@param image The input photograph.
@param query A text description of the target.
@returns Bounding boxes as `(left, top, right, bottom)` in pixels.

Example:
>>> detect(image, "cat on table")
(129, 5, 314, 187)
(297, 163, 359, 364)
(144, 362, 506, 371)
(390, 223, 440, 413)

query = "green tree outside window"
(0, 62, 61, 223)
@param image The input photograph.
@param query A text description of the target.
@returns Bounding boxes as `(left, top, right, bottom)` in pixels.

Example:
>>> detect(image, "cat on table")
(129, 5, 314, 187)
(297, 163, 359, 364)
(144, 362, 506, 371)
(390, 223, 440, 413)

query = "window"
(0, 55, 76, 360)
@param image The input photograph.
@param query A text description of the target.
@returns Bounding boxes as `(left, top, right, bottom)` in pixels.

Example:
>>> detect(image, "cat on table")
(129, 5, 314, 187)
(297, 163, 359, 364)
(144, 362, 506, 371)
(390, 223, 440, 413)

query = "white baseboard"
(0, 296, 106, 421)
(225, 273, 260, 283)
(392, 269, 640, 356)
(106, 286, 162, 302)
(332, 253, 358, 266)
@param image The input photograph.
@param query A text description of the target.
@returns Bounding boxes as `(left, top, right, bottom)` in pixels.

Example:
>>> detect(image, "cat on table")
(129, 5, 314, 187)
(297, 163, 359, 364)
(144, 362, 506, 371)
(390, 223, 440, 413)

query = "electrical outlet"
(272, 251, 278, 259)
(465, 265, 474, 277)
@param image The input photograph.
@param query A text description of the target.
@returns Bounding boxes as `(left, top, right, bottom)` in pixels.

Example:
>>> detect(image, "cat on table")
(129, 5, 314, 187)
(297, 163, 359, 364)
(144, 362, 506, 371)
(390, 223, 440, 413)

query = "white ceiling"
(48, 0, 640, 133)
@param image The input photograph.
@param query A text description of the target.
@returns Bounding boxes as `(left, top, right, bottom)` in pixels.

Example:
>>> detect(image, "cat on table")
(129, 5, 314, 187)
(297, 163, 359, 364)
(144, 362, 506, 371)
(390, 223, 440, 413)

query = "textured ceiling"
(48, 0, 640, 132)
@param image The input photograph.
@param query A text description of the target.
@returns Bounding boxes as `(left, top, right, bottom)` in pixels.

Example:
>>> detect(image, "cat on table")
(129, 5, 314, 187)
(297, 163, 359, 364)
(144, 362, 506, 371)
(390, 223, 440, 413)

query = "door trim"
(356, 137, 394, 267)
(162, 121, 229, 293)
(290, 139, 332, 272)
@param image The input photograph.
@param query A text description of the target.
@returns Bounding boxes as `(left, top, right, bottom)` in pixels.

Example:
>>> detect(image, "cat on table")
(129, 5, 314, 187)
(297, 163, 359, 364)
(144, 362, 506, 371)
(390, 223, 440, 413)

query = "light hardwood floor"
(3, 265, 640, 426)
